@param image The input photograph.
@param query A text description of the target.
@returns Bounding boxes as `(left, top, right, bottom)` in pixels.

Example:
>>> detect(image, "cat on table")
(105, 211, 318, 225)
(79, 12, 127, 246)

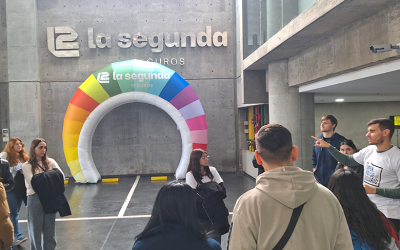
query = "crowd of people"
(1, 116, 400, 250)
(0, 138, 70, 250)
(133, 117, 400, 250)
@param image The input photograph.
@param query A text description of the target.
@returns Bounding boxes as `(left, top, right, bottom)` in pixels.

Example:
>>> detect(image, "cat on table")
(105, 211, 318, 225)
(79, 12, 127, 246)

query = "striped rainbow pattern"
(62, 59, 208, 181)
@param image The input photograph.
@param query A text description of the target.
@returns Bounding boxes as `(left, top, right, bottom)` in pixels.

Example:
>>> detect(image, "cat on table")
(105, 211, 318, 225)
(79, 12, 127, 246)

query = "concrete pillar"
(268, 60, 314, 170)
(6, 0, 41, 146)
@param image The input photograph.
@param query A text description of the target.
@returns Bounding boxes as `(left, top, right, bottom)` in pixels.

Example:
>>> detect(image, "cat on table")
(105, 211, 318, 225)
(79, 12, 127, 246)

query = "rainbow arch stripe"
(62, 59, 208, 183)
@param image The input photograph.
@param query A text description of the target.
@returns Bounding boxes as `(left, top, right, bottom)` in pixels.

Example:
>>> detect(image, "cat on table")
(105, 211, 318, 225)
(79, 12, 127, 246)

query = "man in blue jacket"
(312, 115, 346, 187)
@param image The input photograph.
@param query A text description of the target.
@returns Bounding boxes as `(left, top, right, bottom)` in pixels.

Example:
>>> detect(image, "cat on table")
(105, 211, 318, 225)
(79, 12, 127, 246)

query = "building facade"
(1, 0, 399, 179)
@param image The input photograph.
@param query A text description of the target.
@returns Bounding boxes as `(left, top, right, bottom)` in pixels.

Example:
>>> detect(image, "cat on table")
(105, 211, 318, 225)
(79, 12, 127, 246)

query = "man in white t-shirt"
(312, 118, 400, 231)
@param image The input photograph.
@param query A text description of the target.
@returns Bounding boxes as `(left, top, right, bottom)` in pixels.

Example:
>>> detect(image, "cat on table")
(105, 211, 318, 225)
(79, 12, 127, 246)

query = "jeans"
(27, 193, 56, 250)
(7, 190, 24, 241)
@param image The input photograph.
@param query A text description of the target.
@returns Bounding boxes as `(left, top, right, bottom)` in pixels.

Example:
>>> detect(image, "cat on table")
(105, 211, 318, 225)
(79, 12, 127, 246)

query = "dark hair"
(367, 118, 395, 139)
(135, 180, 206, 241)
(255, 124, 292, 165)
(28, 138, 50, 175)
(186, 149, 213, 185)
(340, 139, 357, 152)
(321, 115, 338, 131)
(338, 140, 357, 169)
(328, 169, 392, 249)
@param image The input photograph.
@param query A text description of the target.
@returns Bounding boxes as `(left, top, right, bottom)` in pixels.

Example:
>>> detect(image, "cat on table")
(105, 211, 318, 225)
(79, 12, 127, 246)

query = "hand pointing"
(311, 136, 330, 148)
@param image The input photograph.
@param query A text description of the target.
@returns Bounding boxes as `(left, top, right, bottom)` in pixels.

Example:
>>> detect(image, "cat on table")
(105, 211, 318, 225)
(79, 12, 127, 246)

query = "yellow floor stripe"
(102, 178, 119, 183)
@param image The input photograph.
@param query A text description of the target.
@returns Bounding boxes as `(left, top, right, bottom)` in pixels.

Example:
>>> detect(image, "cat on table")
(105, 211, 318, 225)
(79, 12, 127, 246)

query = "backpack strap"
(272, 203, 306, 250)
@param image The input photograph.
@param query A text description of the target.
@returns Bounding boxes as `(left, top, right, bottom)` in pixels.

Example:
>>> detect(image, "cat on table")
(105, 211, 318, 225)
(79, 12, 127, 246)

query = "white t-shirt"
(353, 145, 400, 219)
(185, 166, 223, 189)
(22, 158, 64, 196)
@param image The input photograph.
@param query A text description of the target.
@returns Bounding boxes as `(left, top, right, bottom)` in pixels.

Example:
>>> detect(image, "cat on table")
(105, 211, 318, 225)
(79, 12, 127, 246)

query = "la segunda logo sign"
(47, 26, 228, 58)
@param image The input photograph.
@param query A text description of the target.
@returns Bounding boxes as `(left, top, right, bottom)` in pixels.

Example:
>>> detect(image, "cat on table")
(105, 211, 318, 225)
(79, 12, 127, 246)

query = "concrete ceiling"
(299, 58, 400, 103)
(243, 0, 398, 70)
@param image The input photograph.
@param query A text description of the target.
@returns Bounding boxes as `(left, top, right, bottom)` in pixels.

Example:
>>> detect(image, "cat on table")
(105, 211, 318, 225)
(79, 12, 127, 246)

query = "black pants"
(389, 218, 400, 233)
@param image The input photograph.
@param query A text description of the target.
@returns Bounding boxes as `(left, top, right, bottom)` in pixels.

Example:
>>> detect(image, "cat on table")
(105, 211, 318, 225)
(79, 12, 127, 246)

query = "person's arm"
(311, 144, 317, 172)
(185, 172, 197, 189)
(228, 199, 256, 250)
(312, 136, 360, 167)
(326, 146, 360, 167)
(49, 158, 64, 179)
(364, 184, 400, 198)
(22, 162, 33, 190)
(0, 152, 7, 160)
(210, 167, 223, 183)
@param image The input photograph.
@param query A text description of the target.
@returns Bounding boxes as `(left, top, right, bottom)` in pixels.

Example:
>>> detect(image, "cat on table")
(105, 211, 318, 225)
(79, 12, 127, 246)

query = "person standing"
(0, 137, 29, 246)
(312, 118, 400, 232)
(0, 181, 14, 250)
(23, 138, 69, 250)
(186, 149, 229, 244)
(312, 115, 346, 187)
(229, 124, 352, 250)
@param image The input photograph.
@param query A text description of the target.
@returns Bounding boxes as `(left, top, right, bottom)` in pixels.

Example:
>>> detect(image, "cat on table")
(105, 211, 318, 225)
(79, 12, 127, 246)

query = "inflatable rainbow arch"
(62, 59, 208, 183)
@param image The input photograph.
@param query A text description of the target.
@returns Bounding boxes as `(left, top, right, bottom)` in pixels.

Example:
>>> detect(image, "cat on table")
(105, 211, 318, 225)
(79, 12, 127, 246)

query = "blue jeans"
(7, 190, 24, 241)
(27, 193, 56, 250)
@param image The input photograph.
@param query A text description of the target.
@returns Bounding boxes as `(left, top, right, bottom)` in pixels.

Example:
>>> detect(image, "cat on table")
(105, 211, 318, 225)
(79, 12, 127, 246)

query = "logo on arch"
(97, 72, 110, 83)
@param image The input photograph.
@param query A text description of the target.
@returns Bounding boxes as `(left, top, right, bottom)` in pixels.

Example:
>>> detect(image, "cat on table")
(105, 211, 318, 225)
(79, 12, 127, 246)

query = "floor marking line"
(18, 215, 152, 223)
(100, 217, 118, 250)
(118, 175, 140, 218)
(18, 212, 232, 223)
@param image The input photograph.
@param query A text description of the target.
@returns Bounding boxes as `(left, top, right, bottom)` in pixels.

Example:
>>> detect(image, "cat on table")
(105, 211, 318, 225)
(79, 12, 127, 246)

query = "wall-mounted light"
(335, 98, 344, 102)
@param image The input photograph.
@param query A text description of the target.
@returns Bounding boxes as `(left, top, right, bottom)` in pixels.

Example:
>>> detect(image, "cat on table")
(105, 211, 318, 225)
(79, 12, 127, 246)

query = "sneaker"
(15, 237, 28, 245)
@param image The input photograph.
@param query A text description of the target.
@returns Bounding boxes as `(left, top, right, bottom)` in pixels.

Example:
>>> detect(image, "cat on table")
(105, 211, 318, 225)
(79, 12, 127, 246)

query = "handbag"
(272, 203, 306, 250)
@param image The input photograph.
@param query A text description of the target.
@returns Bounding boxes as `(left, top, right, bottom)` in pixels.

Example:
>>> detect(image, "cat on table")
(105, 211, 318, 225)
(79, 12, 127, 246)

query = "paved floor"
(11, 172, 255, 250)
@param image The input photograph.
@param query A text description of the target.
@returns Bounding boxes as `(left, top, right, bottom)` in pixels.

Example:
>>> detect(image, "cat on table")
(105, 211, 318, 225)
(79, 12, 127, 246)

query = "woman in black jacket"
(133, 180, 221, 250)
(22, 138, 66, 250)
(185, 149, 229, 243)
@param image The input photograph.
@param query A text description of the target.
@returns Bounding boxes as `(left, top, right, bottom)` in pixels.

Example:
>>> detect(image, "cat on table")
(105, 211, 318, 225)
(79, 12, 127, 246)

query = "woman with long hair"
(186, 149, 223, 189)
(335, 139, 364, 179)
(0, 137, 29, 245)
(328, 169, 400, 250)
(22, 138, 65, 250)
(133, 180, 221, 250)
(186, 149, 229, 244)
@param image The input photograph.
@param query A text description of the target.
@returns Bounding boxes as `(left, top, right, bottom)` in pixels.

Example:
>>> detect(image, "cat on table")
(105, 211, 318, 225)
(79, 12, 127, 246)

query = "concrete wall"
(289, 1, 400, 86)
(6, 0, 41, 149)
(242, 150, 257, 179)
(3, 0, 237, 178)
(0, 1, 9, 150)
(315, 101, 400, 150)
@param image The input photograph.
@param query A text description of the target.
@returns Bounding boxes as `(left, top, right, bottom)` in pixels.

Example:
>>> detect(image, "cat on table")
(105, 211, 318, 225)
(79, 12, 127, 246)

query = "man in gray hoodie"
(228, 124, 352, 250)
